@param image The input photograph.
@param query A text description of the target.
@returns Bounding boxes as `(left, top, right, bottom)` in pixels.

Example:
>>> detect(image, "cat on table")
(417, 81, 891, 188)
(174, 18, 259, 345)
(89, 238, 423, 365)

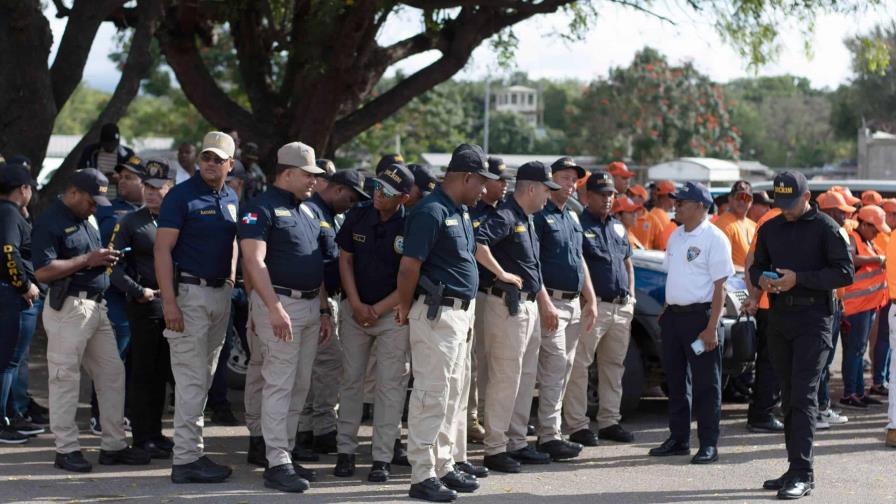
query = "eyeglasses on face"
(200, 152, 227, 165)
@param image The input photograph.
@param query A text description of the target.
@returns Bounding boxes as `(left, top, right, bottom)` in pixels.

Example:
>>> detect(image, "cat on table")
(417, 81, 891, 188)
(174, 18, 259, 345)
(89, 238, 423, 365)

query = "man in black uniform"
(32, 168, 150, 472)
(407, 164, 439, 208)
(747, 171, 854, 499)
(108, 160, 175, 459)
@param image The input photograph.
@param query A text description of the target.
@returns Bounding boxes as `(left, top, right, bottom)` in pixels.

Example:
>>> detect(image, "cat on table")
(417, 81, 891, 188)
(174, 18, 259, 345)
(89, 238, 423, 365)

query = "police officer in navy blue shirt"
(580, 172, 633, 303)
(298, 168, 369, 456)
(407, 164, 439, 208)
(397, 143, 496, 501)
(747, 171, 853, 499)
(154, 131, 240, 483)
(90, 155, 145, 435)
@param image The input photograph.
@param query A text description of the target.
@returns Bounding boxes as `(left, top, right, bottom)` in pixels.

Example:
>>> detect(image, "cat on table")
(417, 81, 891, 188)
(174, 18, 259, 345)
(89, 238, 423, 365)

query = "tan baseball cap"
(201, 131, 236, 160)
(277, 142, 324, 174)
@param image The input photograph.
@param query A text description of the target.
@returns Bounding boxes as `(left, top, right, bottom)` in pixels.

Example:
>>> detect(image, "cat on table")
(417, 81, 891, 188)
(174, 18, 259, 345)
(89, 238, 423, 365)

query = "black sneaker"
(54, 451, 91, 472)
(392, 438, 410, 466)
(312, 430, 337, 454)
(859, 395, 883, 406)
(334, 453, 356, 477)
(440, 469, 479, 493)
(483, 452, 521, 473)
(455, 460, 489, 478)
(0, 427, 29, 445)
(98, 446, 152, 465)
(9, 414, 45, 436)
(171, 455, 232, 484)
(568, 428, 599, 447)
(210, 408, 240, 426)
(25, 399, 49, 426)
(263, 463, 309, 493)
(597, 424, 635, 443)
(368, 461, 391, 483)
(536, 439, 582, 461)
(136, 440, 171, 459)
(409, 477, 457, 502)
(508, 444, 551, 464)
(868, 384, 889, 396)
(839, 395, 868, 409)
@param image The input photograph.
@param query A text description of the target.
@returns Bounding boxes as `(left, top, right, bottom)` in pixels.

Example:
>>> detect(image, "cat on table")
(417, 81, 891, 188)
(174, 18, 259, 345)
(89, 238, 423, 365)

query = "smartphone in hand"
(691, 338, 705, 355)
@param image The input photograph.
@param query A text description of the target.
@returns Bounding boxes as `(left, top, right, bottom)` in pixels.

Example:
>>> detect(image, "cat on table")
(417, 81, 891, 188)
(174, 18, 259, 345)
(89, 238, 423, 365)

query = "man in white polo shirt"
(648, 182, 734, 465)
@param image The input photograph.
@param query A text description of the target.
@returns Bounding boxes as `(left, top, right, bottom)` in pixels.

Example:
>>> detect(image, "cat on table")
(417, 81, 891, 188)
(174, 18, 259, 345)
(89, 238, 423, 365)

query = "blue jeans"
(10, 297, 42, 416)
(0, 284, 25, 422)
(873, 302, 891, 386)
(817, 305, 841, 409)
(843, 309, 875, 397)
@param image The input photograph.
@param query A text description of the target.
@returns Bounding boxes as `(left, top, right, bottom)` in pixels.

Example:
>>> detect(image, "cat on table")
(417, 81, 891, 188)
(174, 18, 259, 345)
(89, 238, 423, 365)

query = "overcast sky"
(48, 2, 894, 93)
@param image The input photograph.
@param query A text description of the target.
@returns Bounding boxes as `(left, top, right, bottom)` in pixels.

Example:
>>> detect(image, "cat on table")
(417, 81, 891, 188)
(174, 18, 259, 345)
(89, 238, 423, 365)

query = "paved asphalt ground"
(2, 336, 895, 503)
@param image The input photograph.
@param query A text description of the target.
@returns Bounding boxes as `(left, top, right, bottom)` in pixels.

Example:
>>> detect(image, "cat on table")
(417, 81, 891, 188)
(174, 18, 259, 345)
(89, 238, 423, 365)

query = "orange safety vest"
(843, 230, 888, 316)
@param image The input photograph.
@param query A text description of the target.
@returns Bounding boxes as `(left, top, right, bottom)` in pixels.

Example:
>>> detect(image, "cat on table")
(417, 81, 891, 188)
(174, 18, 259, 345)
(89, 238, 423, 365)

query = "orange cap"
(654, 179, 676, 196)
(575, 171, 591, 189)
(627, 184, 648, 201)
(861, 190, 883, 206)
(831, 186, 861, 206)
(607, 161, 634, 179)
(816, 191, 856, 214)
(857, 205, 890, 233)
(881, 198, 896, 212)
(612, 195, 644, 214)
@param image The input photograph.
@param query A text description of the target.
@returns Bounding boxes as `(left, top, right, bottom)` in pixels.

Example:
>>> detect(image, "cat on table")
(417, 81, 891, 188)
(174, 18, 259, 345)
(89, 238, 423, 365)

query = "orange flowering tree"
(571, 47, 740, 164)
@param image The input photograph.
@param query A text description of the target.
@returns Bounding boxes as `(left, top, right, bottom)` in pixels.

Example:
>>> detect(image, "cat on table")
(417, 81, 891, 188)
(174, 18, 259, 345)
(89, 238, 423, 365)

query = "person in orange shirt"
(871, 199, 896, 399)
(884, 209, 896, 446)
(607, 161, 634, 194)
(712, 180, 756, 268)
(862, 190, 883, 207)
(748, 191, 772, 223)
(841, 206, 889, 409)
(626, 184, 648, 205)
(612, 196, 646, 249)
(648, 180, 677, 250)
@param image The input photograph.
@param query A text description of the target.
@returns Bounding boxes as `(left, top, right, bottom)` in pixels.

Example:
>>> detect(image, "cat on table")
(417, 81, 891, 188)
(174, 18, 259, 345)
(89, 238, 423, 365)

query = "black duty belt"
(480, 286, 538, 302)
(67, 290, 104, 302)
(273, 286, 320, 300)
(776, 295, 826, 307)
(599, 295, 630, 305)
(666, 302, 711, 313)
(546, 288, 579, 301)
(417, 294, 471, 311)
(178, 274, 227, 288)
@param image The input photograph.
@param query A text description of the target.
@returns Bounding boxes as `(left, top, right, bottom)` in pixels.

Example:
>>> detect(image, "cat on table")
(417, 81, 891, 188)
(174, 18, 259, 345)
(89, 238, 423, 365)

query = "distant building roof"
(501, 85, 537, 93)
(647, 157, 741, 187)
(46, 134, 174, 159)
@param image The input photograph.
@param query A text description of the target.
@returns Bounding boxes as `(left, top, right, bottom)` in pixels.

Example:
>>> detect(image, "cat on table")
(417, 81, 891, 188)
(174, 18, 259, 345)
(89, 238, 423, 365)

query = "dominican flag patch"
(241, 212, 258, 224)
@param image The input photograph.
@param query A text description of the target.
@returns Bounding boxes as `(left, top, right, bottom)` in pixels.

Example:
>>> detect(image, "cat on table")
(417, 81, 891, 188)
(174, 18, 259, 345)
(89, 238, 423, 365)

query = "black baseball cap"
(330, 169, 370, 200)
(487, 156, 512, 180)
(0, 163, 36, 190)
(376, 153, 405, 175)
(729, 179, 752, 195)
(226, 159, 248, 182)
(69, 168, 111, 206)
(374, 164, 414, 197)
(316, 159, 336, 178)
(516, 161, 560, 190)
(753, 191, 773, 206)
(100, 123, 120, 143)
(586, 171, 616, 193)
(142, 159, 174, 188)
(408, 164, 438, 193)
(550, 156, 586, 179)
(115, 155, 145, 176)
(671, 181, 713, 208)
(772, 171, 808, 210)
(446, 144, 498, 180)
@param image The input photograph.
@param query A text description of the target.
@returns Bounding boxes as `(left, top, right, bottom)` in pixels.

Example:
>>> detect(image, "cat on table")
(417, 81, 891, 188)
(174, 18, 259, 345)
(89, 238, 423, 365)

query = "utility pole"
(483, 78, 491, 154)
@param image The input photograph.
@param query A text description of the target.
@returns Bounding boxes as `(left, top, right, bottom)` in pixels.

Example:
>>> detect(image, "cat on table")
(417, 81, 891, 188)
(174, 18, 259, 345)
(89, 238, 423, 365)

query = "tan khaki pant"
(165, 282, 232, 465)
(44, 296, 127, 454)
(243, 291, 320, 467)
(336, 299, 410, 462)
(299, 297, 342, 435)
(564, 300, 633, 432)
(469, 291, 488, 422)
(407, 296, 474, 483)
(451, 321, 475, 463)
(482, 295, 539, 456)
(536, 297, 582, 442)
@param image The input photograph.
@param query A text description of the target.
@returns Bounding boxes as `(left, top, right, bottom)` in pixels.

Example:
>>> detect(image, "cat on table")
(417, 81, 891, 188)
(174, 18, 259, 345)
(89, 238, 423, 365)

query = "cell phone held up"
(691, 338, 705, 356)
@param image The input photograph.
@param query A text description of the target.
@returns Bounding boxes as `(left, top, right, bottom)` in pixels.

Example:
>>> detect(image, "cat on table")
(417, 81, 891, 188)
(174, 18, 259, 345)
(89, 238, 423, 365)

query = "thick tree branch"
(157, 6, 265, 137)
(42, 0, 164, 200)
(49, 0, 123, 110)
(231, 4, 278, 118)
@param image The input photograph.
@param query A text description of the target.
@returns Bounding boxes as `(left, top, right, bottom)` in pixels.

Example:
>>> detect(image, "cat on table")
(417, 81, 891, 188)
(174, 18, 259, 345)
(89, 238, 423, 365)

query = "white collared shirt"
(664, 217, 735, 306)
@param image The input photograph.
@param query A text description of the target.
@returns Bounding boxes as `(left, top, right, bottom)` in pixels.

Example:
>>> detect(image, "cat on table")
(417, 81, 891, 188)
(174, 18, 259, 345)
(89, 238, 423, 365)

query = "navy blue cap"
(330, 169, 370, 200)
(487, 156, 512, 180)
(550, 156, 586, 179)
(408, 164, 438, 193)
(0, 163, 35, 189)
(142, 159, 174, 188)
(69, 168, 111, 206)
(446, 144, 498, 180)
(375, 163, 414, 196)
(585, 171, 616, 193)
(115, 155, 145, 176)
(671, 181, 713, 208)
(516, 161, 561, 190)
(376, 153, 405, 175)
(772, 171, 808, 210)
